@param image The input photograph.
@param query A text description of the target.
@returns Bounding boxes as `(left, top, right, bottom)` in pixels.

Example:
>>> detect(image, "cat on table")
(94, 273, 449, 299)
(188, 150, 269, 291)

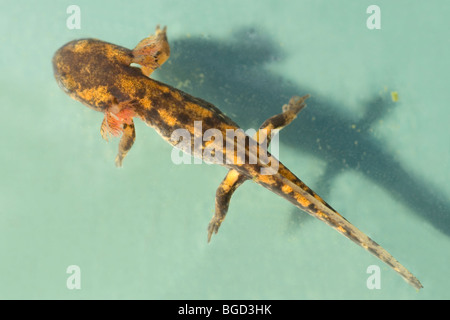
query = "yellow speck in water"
(391, 91, 399, 102)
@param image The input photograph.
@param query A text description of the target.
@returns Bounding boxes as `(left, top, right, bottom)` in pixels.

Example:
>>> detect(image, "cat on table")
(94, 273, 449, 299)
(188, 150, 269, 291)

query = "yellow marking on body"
(227, 169, 241, 184)
(78, 86, 110, 105)
(315, 210, 327, 220)
(281, 184, 293, 194)
(119, 77, 139, 95)
(169, 89, 183, 101)
(139, 96, 153, 110)
(185, 102, 214, 118)
(154, 82, 171, 94)
(222, 170, 241, 192)
(158, 108, 178, 126)
(314, 194, 323, 201)
(257, 174, 276, 185)
(294, 193, 311, 208)
(337, 226, 347, 234)
(72, 40, 89, 53)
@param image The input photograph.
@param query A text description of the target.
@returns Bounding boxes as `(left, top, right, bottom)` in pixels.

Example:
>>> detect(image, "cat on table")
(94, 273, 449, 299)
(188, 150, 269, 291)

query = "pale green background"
(1, 0, 449, 299)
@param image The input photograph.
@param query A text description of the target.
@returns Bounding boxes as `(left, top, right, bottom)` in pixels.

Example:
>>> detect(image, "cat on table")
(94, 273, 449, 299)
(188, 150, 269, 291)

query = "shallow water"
(1, 0, 449, 299)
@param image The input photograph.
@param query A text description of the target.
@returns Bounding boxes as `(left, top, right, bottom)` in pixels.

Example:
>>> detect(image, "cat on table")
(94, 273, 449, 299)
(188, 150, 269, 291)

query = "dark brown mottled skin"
(53, 26, 422, 290)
